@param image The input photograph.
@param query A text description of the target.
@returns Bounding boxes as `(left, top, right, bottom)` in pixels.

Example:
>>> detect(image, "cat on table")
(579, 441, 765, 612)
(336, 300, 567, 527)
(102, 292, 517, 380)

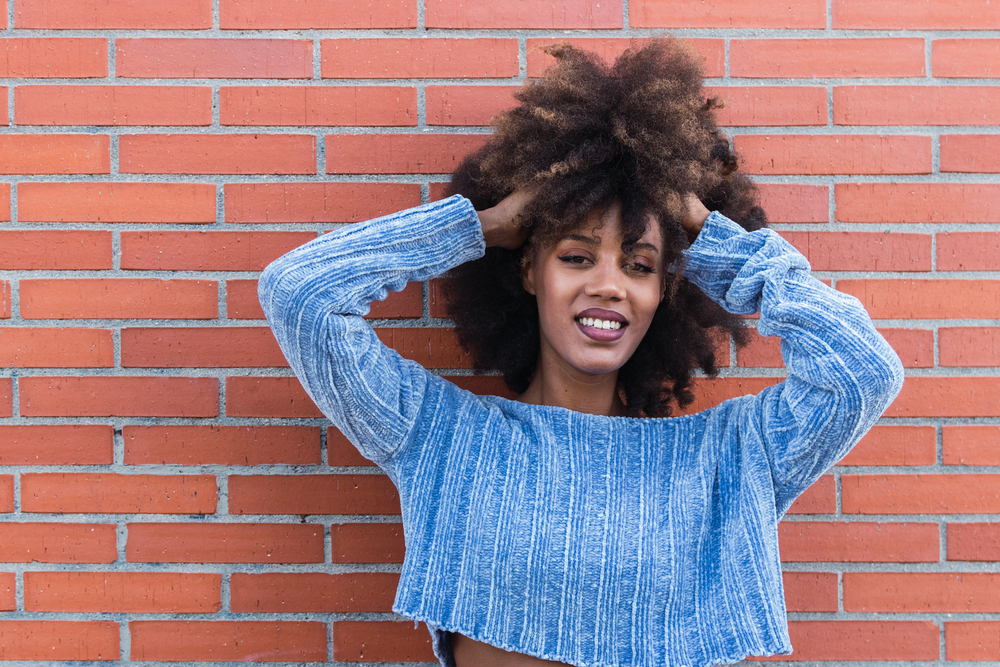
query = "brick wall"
(1, 0, 999, 663)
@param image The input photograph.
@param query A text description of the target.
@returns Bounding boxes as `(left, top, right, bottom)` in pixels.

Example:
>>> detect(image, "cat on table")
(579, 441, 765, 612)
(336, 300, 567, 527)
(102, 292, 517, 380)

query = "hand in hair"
(680, 193, 711, 242)
(477, 187, 536, 250)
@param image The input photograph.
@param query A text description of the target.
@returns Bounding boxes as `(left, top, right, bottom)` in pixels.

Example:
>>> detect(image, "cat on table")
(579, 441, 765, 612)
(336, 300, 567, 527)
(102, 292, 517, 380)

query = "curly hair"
(442, 38, 768, 418)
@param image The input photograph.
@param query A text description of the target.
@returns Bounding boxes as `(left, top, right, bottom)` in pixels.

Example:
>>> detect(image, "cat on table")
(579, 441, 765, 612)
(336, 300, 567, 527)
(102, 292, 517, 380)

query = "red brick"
(21, 278, 217, 320)
(227, 280, 421, 321)
(942, 134, 1000, 173)
(443, 375, 515, 398)
(0, 230, 112, 269)
(836, 183, 1000, 223)
(708, 86, 827, 127)
(676, 377, 782, 415)
(945, 621, 1000, 661)
(327, 133, 489, 174)
(784, 620, 939, 661)
(0, 134, 109, 174)
(879, 328, 934, 369)
(834, 0, 1000, 29)
(940, 327, 1000, 367)
(785, 476, 836, 514)
(426, 0, 621, 28)
(333, 620, 434, 663)
(230, 474, 400, 515)
(14, 0, 211, 28)
(220, 0, 416, 28)
(321, 38, 517, 79)
(120, 134, 316, 175)
(24, 572, 220, 613)
(844, 474, 1000, 514)
(121, 231, 312, 271)
(0, 522, 117, 563)
(756, 184, 828, 223)
(839, 279, 1000, 319)
(226, 280, 265, 319)
(15, 85, 211, 126)
(0, 425, 113, 465)
(0, 327, 113, 368)
(225, 377, 322, 418)
(834, 85, 1000, 126)
(22, 473, 217, 514)
(778, 521, 939, 563)
(934, 39, 1000, 78)
(18, 182, 216, 224)
(735, 135, 931, 175)
(631, 0, 824, 28)
(0, 621, 119, 661)
(888, 378, 1000, 418)
(0, 184, 9, 221)
(0, 378, 10, 417)
(0, 38, 107, 78)
(526, 38, 725, 78)
(20, 377, 219, 417)
(943, 426, 1000, 466)
(780, 231, 930, 272)
(122, 327, 286, 368)
(117, 38, 312, 79)
(0, 573, 13, 611)
(735, 330, 782, 368)
(731, 38, 925, 78)
(331, 523, 404, 563)
(125, 425, 320, 466)
(375, 328, 469, 369)
(226, 182, 420, 223)
(130, 621, 327, 662)
(426, 85, 519, 126)
(127, 523, 324, 563)
(938, 232, 1000, 270)
(232, 572, 398, 612)
(0, 87, 7, 125)
(784, 572, 839, 613)
(328, 427, 376, 467)
(221, 86, 416, 126)
(948, 522, 1000, 561)
(0, 476, 12, 513)
(845, 572, 1000, 613)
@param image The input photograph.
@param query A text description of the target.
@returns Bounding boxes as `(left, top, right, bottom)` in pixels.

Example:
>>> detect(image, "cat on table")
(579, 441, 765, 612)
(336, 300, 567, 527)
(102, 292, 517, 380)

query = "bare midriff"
(450, 632, 575, 667)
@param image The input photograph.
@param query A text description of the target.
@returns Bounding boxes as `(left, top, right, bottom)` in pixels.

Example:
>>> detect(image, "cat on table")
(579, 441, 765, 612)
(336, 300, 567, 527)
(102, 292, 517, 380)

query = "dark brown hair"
(443, 38, 767, 417)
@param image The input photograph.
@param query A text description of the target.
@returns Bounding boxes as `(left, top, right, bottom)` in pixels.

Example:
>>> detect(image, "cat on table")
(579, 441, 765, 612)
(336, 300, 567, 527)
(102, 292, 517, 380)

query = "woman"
(259, 39, 904, 667)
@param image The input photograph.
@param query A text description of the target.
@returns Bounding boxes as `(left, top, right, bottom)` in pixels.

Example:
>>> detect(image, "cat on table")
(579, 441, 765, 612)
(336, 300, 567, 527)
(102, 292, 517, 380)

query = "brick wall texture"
(1, 0, 999, 664)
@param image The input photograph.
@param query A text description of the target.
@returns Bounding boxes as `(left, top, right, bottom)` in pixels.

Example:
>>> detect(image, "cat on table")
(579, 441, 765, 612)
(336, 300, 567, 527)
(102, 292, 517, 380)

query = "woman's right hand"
(477, 187, 536, 249)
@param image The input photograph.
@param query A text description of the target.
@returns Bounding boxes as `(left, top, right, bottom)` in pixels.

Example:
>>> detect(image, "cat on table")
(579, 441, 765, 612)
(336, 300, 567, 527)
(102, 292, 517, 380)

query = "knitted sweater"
(258, 194, 904, 667)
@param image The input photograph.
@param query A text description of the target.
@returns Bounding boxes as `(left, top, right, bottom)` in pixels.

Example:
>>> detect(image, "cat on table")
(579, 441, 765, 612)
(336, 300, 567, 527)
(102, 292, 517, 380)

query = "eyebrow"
(563, 234, 660, 254)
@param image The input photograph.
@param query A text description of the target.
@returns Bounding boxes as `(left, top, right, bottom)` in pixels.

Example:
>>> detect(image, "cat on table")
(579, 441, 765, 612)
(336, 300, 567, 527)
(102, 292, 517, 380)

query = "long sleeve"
(683, 211, 905, 519)
(257, 194, 486, 466)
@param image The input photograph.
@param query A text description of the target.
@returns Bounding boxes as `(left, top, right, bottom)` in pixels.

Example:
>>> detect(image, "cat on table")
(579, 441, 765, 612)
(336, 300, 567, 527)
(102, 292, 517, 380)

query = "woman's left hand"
(680, 193, 711, 242)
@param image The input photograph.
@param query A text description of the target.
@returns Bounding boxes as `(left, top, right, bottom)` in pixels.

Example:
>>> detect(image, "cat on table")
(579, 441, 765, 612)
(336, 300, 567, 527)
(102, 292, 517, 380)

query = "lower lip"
(576, 320, 627, 342)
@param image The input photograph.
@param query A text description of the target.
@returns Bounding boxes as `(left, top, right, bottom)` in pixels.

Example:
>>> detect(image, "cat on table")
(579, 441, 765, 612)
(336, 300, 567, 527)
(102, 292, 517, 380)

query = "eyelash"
(558, 255, 656, 274)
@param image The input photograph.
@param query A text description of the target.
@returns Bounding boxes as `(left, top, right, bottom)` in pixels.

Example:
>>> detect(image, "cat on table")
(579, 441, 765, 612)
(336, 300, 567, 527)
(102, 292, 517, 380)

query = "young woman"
(259, 40, 904, 667)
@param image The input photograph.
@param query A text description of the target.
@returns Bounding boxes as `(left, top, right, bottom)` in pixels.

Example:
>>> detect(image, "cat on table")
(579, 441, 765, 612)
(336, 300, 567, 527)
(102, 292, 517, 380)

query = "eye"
(626, 260, 656, 274)
(558, 254, 591, 265)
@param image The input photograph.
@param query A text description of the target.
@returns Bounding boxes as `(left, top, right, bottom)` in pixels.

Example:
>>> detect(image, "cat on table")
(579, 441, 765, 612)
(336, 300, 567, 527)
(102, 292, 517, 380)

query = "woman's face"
(520, 201, 667, 379)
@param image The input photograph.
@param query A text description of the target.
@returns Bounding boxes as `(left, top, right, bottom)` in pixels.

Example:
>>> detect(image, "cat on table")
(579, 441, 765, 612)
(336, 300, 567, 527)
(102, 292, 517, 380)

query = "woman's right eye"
(558, 255, 590, 265)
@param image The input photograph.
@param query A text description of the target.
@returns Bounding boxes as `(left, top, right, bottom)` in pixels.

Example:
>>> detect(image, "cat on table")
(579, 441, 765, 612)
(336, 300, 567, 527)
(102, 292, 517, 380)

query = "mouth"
(575, 309, 628, 341)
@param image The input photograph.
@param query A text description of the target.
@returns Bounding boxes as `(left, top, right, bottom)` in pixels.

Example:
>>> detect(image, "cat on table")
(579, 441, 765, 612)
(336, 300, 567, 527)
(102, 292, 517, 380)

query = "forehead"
(559, 206, 662, 249)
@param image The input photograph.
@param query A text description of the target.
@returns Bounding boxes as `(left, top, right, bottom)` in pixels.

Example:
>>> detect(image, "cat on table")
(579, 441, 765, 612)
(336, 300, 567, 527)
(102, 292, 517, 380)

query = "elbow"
(863, 340, 905, 415)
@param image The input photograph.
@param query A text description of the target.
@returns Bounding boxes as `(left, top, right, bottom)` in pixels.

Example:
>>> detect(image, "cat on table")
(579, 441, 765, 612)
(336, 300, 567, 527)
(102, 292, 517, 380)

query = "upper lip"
(576, 308, 628, 324)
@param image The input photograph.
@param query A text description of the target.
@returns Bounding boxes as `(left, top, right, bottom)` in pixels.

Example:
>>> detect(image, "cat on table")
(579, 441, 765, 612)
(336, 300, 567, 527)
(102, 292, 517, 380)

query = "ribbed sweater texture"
(258, 194, 905, 667)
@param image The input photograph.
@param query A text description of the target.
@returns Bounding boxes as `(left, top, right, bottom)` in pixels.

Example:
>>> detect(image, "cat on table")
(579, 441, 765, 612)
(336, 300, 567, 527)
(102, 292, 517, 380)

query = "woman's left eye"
(627, 261, 655, 274)
(558, 255, 590, 265)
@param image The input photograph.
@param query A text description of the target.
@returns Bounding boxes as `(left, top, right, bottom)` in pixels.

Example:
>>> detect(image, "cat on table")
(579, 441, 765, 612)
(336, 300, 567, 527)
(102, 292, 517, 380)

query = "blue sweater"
(259, 195, 904, 667)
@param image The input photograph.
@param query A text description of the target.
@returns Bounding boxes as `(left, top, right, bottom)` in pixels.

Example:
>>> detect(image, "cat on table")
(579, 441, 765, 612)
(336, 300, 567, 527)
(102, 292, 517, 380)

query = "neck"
(517, 353, 627, 417)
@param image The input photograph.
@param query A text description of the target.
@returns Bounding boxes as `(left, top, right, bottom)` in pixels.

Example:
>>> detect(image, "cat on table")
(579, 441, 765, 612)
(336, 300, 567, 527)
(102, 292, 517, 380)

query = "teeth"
(577, 317, 622, 330)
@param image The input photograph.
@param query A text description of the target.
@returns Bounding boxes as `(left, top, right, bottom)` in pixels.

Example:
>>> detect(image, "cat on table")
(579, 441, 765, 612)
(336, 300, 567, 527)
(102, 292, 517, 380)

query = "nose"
(585, 255, 627, 302)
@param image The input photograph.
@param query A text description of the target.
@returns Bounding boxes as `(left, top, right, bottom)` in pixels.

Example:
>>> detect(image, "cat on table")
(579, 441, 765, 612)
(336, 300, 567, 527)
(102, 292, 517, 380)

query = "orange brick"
(879, 328, 935, 369)
(18, 182, 216, 224)
(0, 378, 10, 417)
(127, 523, 324, 563)
(230, 474, 400, 515)
(779, 231, 930, 271)
(947, 522, 1000, 561)
(945, 621, 1000, 661)
(332, 621, 436, 663)
(21, 278, 217, 319)
(0, 476, 12, 513)
(940, 327, 1000, 367)
(836, 183, 1000, 223)
(225, 280, 266, 319)
(120, 134, 316, 175)
(328, 427, 377, 467)
(730, 38, 925, 78)
(24, 572, 221, 613)
(526, 38, 725, 78)
(121, 327, 287, 368)
(0, 38, 107, 78)
(938, 232, 1000, 270)
(0, 87, 7, 125)
(845, 572, 1000, 613)
(121, 231, 312, 271)
(0, 184, 9, 221)
(834, 0, 1000, 29)
(0, 573, 13, 611)
(225, 182, 421, 223)
(228, 279, 421, 320)
(785, 476, 836, 514)
(942, 134, 1000, 173)
(426, 85, 519, 126)
(117, 38, 313, 79)
(735, 330, 782, 368)
(19, 377, 219, 418)
(840, 425, 936, 467)
(934, 39, 1000, 78)
(837, 279, 1000, 319)
(426, 0, 622, 28)
(0, 621, 120, 661)
(231, 572, 398, 612)
(735, 135, 931, 175)
(0, 327, 114, 368)
(784, 572, 839, 613)
(220, 86, 416, 126)
(15, 85, 212, 126)
(844, 474, 1000, 514)
(631, 0, 825, 28)
(676, 377, 782, 415)
(0, 134, 109, 174)
(0, 425, 113, 465)
(321, 38, 517, 78)
(834, 85, 1000, 126)
(124, 425, 321, 466)
(22, 473, 217, 514)
(331, 523, 405, 563)
(131, 621, 326, 662)
(225, 376, 323, 418)
(943, 425, 1000, 466)
(0, 522, 117, 563)
(783, 620, 939, 661)
(219, 0, 417, 28)
(14, 0, 212, 28)
(0, 230, 111, 269)
(778, 522, 939, 563)
(708, 86, 827, 127)
(756, 183, 829, 223)
(888, 378, 1000, 418)
(327, 133, 489, 174)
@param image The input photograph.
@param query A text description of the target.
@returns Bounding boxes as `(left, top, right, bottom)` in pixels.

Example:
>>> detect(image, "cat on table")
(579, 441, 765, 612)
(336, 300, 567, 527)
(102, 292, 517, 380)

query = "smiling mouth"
(575, 316, 624, 331)
(575, 318, 628, 341)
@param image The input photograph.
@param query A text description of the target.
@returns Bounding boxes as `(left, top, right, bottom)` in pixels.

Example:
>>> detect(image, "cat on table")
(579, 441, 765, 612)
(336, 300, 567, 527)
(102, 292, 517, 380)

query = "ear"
(520, 252, 536, 296)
